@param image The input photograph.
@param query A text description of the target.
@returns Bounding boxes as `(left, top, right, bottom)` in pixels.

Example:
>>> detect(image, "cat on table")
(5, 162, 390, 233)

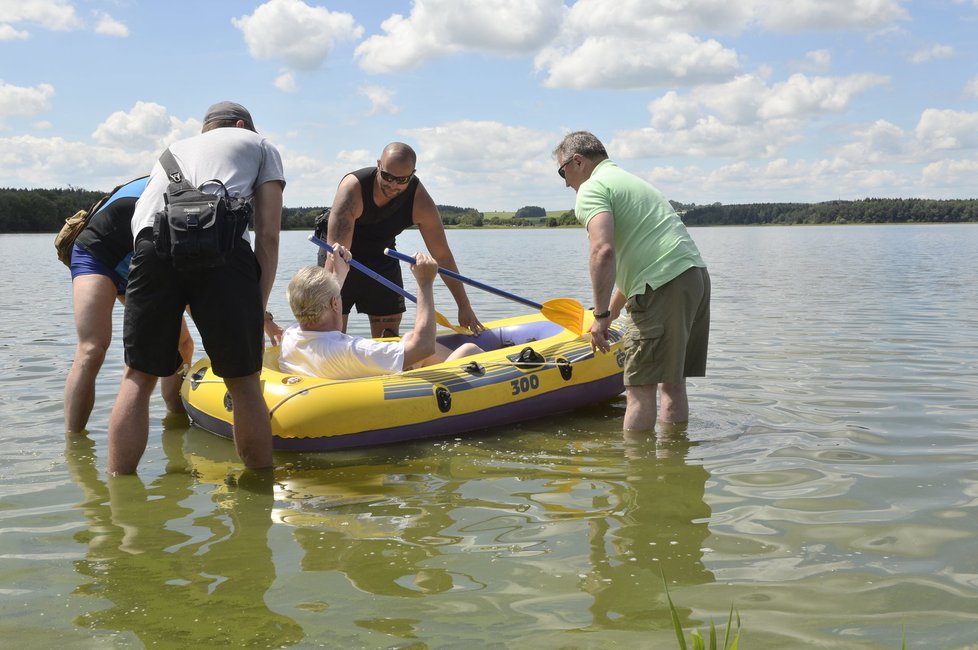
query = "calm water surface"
(1, 225, 977, 649)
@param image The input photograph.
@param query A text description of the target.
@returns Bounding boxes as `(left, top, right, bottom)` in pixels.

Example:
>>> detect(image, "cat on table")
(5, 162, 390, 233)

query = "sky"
(2, 0, 978, 211)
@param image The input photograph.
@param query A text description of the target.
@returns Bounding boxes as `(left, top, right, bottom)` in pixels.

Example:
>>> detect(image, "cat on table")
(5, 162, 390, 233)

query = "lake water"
(1, 224, 977, 649)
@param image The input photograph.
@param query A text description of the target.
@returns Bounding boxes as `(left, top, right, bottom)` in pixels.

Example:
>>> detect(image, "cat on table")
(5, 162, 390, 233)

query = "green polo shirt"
(576, 159, 705, 298)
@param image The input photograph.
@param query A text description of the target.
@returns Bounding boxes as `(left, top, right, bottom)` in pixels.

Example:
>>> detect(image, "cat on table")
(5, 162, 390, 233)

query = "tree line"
(676, 198, 978, 226)
(2, 185, 975, 234)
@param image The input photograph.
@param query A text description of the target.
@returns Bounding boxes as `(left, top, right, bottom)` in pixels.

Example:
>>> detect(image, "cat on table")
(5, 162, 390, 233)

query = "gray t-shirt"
(131, 127, 285, 241)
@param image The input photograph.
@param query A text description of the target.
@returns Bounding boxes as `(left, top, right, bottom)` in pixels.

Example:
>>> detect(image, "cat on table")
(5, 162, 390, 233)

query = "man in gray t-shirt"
(108, 101, 286, 474)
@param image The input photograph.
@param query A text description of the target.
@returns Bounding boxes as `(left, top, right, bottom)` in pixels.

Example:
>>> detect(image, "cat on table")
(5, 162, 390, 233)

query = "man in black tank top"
(323, 142, 484, 337)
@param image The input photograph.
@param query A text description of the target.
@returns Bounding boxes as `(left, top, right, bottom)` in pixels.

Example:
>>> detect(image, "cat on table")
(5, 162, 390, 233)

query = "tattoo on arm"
(328, 192, 357, 242)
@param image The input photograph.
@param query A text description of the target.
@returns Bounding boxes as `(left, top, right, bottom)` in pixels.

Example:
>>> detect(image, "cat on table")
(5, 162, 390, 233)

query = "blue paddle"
(384, 247, 587, 335)
(308, 235, 469, 334)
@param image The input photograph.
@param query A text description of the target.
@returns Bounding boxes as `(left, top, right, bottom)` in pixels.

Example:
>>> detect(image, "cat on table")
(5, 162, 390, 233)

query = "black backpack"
(153, 148, 252, 270)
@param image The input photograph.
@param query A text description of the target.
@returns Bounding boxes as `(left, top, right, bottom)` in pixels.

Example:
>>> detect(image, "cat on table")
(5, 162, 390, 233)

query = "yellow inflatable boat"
(182, 313, 625, 451)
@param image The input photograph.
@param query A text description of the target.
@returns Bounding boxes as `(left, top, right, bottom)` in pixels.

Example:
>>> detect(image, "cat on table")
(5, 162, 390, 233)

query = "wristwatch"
(264, 310, 274, 321)
(592, 309, 611, 319)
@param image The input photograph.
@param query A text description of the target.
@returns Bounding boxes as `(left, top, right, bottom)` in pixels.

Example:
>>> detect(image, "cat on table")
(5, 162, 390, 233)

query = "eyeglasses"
(378, 166, 415, 185)
(557, 157, 575, 179)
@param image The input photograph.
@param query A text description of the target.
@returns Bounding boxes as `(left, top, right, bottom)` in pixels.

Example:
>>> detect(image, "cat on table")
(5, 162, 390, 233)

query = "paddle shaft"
(308, 235, 418, 304)
(384, 247, 542, 309)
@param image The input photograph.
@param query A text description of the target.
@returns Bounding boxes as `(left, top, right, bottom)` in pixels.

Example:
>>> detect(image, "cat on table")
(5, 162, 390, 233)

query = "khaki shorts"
(622, 266, 710, 386)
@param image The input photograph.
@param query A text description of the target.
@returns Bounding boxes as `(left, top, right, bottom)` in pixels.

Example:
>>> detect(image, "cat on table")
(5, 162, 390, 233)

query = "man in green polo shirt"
(553, 131, 711, 431)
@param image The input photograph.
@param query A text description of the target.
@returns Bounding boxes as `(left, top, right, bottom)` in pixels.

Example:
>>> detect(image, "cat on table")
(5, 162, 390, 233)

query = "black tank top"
(348, 166, 419, 261)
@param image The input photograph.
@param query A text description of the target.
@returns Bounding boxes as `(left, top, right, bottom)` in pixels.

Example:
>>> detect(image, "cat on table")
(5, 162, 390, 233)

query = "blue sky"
(2, 0, 978, 211)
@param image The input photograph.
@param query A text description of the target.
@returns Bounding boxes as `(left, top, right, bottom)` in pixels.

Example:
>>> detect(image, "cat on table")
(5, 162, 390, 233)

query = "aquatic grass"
(663, 573, 740, 650)
(662, 574, 910, 649)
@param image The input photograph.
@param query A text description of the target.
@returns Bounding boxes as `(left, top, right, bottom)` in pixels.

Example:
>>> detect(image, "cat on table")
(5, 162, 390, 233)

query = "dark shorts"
(70, 244, 129, 294)
(622, 266, 711, 386)
(339, 254, 406, 316)
(123, 229, 264, 378)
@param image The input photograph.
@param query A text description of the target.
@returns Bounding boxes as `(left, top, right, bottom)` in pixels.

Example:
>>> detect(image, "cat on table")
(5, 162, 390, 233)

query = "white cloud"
(612, 119, 789, 160)
(0, 81, 55, 126)
(909, 44, 954, 64)
(758, 73, 889, 120)
(403, 120, 552, 171)
(834, 119, 906, 163)
(275, 148, 342, 206)
(921, 158, 978, 191)
(232, 0, 363, 71)
(395, 120, 562, 208)
(94, 13, 128, 38)
(336, 149, 373, 165)
(359, 86, 399, 116)
(355, 0, 564, 73)
(795, 49, 832, 72)
(537, 33, 739, 89)
(0, 0, 83, 32)
(641, 155, 916, 204)
(912, 108, 978, 154)
(90, 101, 198, 152)
(0, 24, 29, 40)
(965, 75, 978, 98)
(560, 0, 753, 37)
(616, 72, 887, 160)
(0, 134, 147, 190)
(532, 0, 907, 90)
(274, 70, 297, 93)
(752, 0, 909, 31)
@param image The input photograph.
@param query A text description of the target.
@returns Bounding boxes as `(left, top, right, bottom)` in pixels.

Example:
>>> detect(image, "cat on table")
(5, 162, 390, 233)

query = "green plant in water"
(663, 576, 741, 650)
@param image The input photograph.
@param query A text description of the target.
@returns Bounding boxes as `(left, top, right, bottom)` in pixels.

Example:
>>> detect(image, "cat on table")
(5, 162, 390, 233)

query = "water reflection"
(580, 425, 714, 630)
(65, 425, 303, 647)
(181, 411, 718, 640)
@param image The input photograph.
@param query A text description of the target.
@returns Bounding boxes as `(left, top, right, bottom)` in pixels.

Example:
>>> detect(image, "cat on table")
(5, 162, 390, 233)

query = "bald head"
(381, 142, 417, 168)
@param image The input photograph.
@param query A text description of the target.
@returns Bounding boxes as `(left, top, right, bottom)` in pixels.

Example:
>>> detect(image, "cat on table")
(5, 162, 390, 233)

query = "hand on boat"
(456, 304, 485, 335)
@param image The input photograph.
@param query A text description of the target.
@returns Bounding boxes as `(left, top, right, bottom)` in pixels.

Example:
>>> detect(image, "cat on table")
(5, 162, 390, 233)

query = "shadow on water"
(65, 427, 305, 648)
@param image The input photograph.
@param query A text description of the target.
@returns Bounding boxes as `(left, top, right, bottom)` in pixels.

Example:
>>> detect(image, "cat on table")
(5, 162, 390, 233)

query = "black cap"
(202, 101, 256, 132)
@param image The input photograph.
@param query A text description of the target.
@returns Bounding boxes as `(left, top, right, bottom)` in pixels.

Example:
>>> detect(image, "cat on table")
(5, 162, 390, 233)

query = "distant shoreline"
(2, 186, 977, 234)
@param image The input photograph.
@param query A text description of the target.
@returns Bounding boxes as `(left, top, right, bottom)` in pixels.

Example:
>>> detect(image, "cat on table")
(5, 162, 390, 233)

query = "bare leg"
(445, 342, 483, 361)
(160, 317, 194, 414)
(404, 339, 483, 369)
(368, 313, 403, 338)
(223, 374, 273, 470)
(658, 381, 689, 423)
(107, 367, 158, 474)
(623, 384, 658, 431)
(65, 275, 120, 433)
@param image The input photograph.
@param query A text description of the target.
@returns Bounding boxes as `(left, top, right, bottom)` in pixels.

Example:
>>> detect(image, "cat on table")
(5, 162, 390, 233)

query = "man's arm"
(585, 211, 616, 353)
(253, 180, 284, 307)
(253, 179, 284, 344)
(327, 243, 352, 288)
(413, 183, 484, 333)
(400, 253, 439, 368)
(324, 174, 363, 271)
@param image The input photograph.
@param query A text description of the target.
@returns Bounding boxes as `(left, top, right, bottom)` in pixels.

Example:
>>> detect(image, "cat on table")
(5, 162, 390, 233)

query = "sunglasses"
(557, 157, 575, 179)
(378, 167, 415, 185)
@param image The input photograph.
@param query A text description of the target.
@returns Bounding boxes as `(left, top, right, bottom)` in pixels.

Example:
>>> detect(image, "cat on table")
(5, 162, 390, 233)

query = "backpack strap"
(158, 148, 194, 189)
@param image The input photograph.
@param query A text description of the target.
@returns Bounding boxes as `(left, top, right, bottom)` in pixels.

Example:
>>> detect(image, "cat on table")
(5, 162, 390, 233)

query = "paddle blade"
(540, 298, 588, 335)
(435, 310, 473, 334)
